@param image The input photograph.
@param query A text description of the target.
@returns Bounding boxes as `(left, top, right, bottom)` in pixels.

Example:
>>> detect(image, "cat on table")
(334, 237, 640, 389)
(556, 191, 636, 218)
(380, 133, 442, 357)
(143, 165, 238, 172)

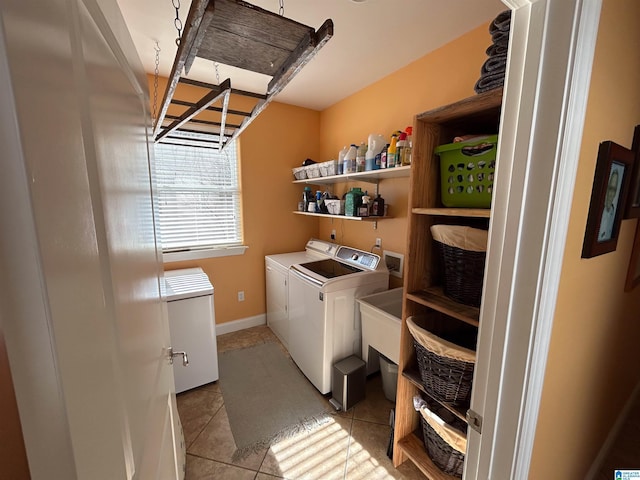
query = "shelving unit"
(393, 88, 503, 478)
(292, 164, 410, 225)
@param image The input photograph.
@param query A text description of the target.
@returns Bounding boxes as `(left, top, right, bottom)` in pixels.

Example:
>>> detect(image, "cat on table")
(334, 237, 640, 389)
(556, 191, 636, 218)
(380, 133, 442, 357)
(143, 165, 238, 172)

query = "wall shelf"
(292, 211, 390, 221)
(293, 165, 411, 185)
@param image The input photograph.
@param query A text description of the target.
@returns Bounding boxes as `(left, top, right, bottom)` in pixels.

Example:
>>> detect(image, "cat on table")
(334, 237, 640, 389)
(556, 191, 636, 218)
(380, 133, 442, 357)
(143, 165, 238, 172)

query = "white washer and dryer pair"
(265, 239, 388, 395)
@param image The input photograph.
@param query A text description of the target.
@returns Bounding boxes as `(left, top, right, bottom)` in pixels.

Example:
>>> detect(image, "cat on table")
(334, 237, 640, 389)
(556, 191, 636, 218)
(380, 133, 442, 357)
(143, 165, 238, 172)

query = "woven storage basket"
(415, 397, 467, 477)
(408, 315, 476, 406)
(431, 225, 488, 307)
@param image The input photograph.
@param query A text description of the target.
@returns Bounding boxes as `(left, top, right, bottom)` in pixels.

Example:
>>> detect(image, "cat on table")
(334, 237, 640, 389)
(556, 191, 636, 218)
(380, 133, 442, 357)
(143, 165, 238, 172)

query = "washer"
(288, 245, 389, 394)
(265, 239, 338, 348)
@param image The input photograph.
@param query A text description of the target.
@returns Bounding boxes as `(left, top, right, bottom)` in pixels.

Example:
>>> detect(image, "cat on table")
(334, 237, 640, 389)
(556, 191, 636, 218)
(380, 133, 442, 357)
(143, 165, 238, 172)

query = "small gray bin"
(330, 355, 366, 411)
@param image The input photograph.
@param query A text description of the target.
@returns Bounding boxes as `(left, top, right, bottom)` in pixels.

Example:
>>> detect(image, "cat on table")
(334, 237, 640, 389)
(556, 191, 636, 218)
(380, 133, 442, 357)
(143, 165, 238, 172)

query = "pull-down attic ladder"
(153, 0, 333, 150)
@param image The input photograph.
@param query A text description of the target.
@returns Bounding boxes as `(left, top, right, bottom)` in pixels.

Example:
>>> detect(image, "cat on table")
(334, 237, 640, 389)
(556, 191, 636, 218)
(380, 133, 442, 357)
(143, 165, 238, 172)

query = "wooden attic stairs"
(153, 0, 333, 150)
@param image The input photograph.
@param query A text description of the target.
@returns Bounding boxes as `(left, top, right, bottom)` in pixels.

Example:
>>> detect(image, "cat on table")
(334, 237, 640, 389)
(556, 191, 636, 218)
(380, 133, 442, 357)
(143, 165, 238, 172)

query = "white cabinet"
(265, 257, 289, 349)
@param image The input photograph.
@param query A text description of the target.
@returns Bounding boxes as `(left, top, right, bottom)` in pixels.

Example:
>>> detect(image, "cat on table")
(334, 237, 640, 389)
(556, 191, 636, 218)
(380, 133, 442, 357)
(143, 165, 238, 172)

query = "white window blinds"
(154, 140, 242, 252)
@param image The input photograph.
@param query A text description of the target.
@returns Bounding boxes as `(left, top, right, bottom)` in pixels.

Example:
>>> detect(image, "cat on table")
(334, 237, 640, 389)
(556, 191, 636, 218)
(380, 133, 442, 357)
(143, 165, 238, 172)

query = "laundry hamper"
(414, 396, 467, 477)
(407, 315, 476, 406)
(431, 225, 488, 307)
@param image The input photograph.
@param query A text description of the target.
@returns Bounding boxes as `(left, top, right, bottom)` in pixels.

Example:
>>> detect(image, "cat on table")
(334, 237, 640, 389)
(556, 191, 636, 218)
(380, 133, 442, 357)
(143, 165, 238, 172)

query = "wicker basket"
(431, 225, 488, 307)
(414, 395, 466, 477)
(420, 410, 466, 477)
(408, 315, 476, 406)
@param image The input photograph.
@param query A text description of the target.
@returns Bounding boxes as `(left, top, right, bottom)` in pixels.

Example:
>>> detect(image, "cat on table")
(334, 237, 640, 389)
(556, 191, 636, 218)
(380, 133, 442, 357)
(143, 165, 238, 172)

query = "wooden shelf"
(402, 369, 468, 423)
(394, 89, 501, 474)
(406, 287, 480, 327)
(292, 211, 390, 221)
(397, 433, 460, 480)
(293, 165, 411, 185)
(413, 207, 491, 218)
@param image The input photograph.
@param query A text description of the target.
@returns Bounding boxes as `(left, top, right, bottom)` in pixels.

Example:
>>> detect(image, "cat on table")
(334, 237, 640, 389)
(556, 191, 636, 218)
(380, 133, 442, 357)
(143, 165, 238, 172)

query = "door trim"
(466, 0, 603, 478)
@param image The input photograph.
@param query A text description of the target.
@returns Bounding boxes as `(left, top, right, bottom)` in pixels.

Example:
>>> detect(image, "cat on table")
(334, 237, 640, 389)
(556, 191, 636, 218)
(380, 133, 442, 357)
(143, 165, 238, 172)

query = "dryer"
(265, 239, 338, 348)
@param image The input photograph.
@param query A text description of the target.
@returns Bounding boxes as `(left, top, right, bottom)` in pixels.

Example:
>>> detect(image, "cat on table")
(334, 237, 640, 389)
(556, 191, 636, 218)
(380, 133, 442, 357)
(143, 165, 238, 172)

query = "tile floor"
(177, 325, 425, 480)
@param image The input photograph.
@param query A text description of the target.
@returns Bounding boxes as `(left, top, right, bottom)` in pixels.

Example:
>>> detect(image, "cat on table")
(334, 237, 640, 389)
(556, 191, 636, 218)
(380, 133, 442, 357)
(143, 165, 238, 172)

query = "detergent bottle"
(366, 133, 386, 170)
(387, 134, 398, 168)
(344, 144, 357, 174)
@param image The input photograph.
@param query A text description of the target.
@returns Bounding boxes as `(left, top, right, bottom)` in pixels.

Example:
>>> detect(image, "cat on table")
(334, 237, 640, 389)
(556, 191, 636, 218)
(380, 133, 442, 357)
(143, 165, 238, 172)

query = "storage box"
(434, 134, 498, 208)
(292, 166, 307, 180)
(325, 199, 345, 215)
(305, 163, 321, 179)
(330, 355, 366, 411)
(319, 159, 338, 177)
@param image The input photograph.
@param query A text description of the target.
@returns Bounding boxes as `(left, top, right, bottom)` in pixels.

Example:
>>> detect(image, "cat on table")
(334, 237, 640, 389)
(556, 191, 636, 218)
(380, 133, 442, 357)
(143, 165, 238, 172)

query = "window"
(154, 139, 245, 261)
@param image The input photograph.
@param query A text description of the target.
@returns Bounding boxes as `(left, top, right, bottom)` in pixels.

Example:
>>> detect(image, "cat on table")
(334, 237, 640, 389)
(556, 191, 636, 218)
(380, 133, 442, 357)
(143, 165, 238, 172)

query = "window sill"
(163, 245, 248, 263)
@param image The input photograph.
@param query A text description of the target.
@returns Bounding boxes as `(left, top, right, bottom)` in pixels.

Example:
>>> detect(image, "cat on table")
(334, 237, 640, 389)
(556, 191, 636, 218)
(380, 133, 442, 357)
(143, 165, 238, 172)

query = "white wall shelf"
(293, 165, 411, 185)
(292, 211, 390, 221)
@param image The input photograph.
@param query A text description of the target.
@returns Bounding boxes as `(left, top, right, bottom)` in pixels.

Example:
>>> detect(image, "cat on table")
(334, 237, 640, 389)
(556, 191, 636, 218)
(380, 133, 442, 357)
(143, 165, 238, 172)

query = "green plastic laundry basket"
(435, 134, 498, 208)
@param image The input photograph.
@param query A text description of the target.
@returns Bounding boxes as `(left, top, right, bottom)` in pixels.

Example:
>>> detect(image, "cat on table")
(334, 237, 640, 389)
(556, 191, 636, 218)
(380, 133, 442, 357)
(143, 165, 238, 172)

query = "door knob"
(167, 347, 189, 367)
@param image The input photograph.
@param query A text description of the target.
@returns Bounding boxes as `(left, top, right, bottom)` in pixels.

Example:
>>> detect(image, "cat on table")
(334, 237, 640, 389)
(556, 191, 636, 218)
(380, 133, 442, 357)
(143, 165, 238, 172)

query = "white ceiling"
(116, 0, 506, 111)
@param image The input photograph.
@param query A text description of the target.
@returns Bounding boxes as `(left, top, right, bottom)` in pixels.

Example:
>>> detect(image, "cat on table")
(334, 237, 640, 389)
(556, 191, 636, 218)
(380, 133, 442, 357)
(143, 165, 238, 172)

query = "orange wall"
(152, 22, 491, 320)
(152, 77, 320, 324)
(530, 0, 640, 478)
(317, 23, 491, 288)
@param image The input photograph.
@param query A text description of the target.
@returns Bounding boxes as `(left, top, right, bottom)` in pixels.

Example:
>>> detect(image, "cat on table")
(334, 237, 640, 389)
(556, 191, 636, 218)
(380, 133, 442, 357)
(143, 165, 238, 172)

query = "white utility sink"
(357, 288, 403, 373)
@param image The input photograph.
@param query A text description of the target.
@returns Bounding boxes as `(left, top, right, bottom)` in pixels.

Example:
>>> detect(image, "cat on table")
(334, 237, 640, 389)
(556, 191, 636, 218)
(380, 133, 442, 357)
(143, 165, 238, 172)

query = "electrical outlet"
(238, 291, 245, 302)
(375, 238, 382, 247)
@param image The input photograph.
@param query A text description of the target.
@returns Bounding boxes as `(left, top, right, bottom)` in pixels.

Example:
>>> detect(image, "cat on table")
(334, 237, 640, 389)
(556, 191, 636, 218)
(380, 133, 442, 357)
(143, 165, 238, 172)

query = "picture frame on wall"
(582, 141, 634, 258)
(624, 124, 640, 219)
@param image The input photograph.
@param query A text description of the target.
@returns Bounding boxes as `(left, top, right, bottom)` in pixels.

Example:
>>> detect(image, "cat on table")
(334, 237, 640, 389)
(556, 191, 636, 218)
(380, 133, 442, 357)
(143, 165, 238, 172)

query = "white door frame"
(466, 0, 602, 478)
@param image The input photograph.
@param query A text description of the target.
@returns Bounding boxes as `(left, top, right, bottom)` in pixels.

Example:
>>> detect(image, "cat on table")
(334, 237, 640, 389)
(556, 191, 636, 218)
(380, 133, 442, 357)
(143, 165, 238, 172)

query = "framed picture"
(625, 221, 640, 291)
(624, 124, 640, 218)
(582, 141, 634, 258)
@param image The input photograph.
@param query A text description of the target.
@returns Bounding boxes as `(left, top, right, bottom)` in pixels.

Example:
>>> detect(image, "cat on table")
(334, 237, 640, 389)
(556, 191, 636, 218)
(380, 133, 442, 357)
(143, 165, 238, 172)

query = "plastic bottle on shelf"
(366, 133, 385, 171)
(356, 142, 367, 172)
(344, 187, 363, 217)
(338, 145, 348, 175)
(380, 143, 389, 169)
(387, 134, 398, 168)
(302, 186, 314, 212)
(344, 144, 357, 174)
(396, 132, 407, 168)
(371, 194, 385, 216)
(359, 192, 370, 217)
(401, 126, 413, 165)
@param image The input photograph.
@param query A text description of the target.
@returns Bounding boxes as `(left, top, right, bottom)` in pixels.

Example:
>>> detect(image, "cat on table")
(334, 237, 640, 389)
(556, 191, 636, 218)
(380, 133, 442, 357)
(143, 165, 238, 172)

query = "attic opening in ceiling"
(153, 0, 333, 150)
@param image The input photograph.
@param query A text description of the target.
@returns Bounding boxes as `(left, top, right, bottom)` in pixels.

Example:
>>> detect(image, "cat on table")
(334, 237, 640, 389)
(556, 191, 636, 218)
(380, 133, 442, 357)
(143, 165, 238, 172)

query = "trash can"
(329, 355, 366, 411)
(379, 354, 398, 402)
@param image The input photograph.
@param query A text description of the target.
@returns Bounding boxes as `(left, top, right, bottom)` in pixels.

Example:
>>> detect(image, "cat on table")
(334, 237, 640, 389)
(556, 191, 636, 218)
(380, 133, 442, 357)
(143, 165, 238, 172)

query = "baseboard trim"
(586, 379, 640, 479)
(215, 314, 266, 336)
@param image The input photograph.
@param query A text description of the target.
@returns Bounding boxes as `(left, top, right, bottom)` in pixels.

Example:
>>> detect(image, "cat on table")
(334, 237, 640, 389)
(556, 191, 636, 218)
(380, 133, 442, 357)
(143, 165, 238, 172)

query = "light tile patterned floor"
(177, 326, 424, 480)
